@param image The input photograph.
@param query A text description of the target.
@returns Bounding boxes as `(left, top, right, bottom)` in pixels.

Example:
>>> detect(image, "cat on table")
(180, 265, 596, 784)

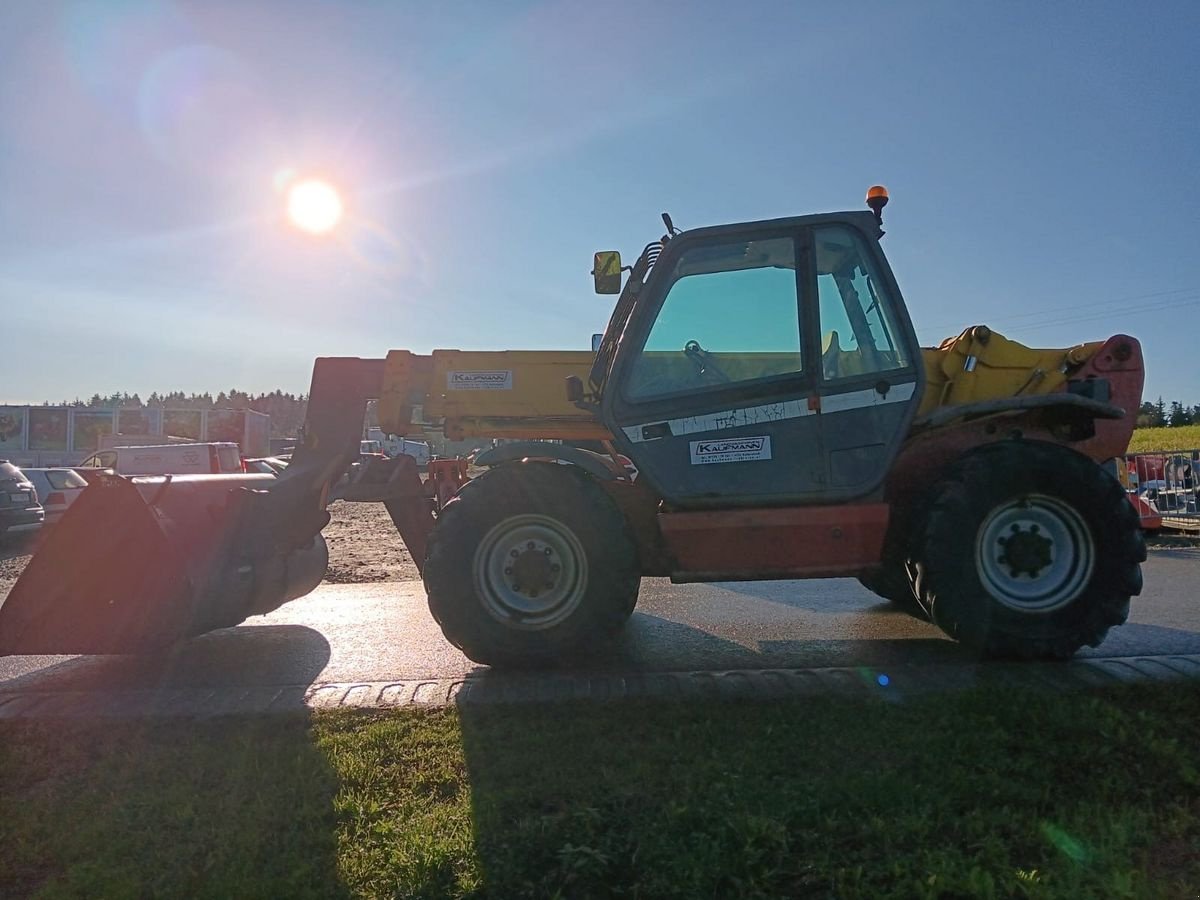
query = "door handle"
(641, 422, 672, 440)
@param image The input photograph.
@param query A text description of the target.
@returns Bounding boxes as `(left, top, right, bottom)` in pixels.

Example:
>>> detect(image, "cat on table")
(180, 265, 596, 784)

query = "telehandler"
(0, 188, 1146, 666)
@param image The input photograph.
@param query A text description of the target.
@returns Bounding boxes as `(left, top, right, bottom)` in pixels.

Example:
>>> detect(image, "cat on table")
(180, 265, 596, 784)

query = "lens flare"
(286, 179, 343, 235)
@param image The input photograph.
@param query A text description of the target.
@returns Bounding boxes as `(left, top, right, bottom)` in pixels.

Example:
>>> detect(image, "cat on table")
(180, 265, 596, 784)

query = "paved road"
(2, 549, 1197, 697)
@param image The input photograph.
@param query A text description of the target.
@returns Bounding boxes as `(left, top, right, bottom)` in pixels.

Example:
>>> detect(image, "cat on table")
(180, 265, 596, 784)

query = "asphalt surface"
(2, 549, 1198, 705)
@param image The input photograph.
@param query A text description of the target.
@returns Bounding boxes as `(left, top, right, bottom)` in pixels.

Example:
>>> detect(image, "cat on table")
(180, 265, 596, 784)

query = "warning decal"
(446, 370, 513, 391)
(689, 435, 772, 465)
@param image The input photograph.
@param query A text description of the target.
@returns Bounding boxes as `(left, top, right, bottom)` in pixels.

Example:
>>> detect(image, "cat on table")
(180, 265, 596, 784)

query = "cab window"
(626, 237, 802, 400)
(814, 225, 910, 381)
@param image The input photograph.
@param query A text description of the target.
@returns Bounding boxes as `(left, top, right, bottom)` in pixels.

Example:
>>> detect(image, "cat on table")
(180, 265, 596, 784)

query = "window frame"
(804, 223, 920, 391)
(617, 228, 816, 409)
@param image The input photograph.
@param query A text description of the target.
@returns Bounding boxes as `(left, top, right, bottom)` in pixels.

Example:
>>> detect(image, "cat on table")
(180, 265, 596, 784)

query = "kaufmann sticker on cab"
(446, 371, 514, 391)
(689, 436, 772, 465)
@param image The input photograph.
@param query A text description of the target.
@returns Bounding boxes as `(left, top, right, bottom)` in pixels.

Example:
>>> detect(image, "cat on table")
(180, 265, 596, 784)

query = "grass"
(2, 685, 1199, 899)
(1129, 425, 1200, 454)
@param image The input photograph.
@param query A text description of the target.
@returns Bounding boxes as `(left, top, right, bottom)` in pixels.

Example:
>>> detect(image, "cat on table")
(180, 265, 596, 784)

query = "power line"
(1005, 295, 1200, 335)
(921, 286, 1197, 334)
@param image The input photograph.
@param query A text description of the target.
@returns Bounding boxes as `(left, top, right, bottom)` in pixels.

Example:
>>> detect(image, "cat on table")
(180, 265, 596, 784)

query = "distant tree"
(1137, 401, 1161, 428)
(1168, 401, 1194, 428)
(33, 385, 311, 438)
(1155, 396, 1167, 425)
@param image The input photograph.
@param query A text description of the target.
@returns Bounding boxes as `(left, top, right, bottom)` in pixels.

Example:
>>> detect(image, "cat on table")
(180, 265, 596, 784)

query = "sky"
(1, 0, 1198, 405)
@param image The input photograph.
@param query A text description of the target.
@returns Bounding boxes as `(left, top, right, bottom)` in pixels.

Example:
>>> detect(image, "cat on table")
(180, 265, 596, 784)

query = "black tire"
(424, 463, 640, 667)
(858, 563, 928, 620)
(910, 441, 1146, 659)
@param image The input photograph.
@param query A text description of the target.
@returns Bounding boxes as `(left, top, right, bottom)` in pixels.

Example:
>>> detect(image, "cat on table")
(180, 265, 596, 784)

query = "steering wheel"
(683, 340, 732, 384)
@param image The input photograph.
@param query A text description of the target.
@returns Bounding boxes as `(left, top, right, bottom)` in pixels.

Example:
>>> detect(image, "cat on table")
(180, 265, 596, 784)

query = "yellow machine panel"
(378, 349, 608, 441)
(918, 327, 1102, 417)
(376, 329, 1104, 441)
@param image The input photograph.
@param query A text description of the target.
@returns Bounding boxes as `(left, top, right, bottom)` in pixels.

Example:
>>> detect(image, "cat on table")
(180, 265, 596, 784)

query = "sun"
(286, 178, 344, 234)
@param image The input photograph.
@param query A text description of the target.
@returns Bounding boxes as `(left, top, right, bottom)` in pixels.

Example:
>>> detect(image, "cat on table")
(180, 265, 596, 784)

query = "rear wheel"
(910, 441, 1145, 659)
(424, 463, 640, 667)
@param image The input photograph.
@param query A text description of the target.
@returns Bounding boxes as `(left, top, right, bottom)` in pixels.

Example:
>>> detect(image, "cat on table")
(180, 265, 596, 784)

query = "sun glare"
(286, 179, 344, 235)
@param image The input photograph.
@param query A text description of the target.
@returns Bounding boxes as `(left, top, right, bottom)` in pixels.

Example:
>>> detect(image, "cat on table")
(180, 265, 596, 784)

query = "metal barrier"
(1123, 450, 1200, 530)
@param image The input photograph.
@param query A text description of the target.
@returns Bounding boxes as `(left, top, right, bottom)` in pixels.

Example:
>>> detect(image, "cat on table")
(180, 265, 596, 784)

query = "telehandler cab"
(1, 188, 1145, 666)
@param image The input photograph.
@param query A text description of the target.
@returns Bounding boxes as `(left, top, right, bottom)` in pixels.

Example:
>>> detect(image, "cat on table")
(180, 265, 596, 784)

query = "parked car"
(243, 456, 289, 475)
(77, 442, 243, 476)
(69, 466, 114, 485)
(0, 461, 45, 537)
(365, 429, 431, 467)
(21, 468, 89, 525)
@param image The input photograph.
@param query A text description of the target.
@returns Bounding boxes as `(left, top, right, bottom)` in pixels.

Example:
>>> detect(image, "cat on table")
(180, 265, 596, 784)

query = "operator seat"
(822, 330, 843, 380)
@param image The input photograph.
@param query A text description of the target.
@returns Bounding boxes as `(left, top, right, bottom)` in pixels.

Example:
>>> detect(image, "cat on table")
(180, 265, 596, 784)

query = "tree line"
(1137, 398, 1200, 428)
(39, 390, 311, 439)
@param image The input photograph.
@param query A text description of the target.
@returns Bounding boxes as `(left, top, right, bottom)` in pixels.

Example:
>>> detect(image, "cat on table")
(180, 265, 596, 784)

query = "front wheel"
(857, 563, 927, 620)
(424, 463, 640, 667)
(910, 441, 1146, 659)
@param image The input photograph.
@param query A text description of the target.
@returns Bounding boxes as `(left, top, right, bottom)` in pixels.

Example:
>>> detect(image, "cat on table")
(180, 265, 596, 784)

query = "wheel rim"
(975, 494, 1095, 614)
(473, 514, 588, 630)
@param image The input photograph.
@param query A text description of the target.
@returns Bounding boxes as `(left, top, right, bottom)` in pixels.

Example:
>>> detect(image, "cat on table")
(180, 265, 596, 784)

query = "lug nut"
(504, 567, 512, 575)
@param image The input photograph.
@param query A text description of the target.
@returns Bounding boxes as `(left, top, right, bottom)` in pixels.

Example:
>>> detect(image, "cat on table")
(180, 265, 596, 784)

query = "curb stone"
(1, 653, 1198, 719)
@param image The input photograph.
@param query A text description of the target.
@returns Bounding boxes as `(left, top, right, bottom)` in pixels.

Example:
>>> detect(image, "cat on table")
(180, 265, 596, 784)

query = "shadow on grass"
(0, 625, 345, 897)
(0, 712, 350, 899)
(452, 684, 1200, 899)
(4, 681, 1200, 898)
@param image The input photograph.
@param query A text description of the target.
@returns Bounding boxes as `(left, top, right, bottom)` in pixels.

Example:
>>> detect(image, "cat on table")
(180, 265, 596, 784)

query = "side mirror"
(592, 251, 622, 294)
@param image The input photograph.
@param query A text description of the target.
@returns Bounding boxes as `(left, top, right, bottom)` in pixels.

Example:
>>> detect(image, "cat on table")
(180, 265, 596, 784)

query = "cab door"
(809, 222, 924, 495)
(601, 215, 923, 508)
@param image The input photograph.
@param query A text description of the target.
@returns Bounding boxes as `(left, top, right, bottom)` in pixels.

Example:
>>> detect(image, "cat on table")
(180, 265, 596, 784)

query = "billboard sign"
(207, 409, 244, 445)
(72, 409, 115, 452)
(28, 408, 69, 451)
(163, 409, 203, 441)
(117, 408, 154, 435)
(0, 407, 26, 453)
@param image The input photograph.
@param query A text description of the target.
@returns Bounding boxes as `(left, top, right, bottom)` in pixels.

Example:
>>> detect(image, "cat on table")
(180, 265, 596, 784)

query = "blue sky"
(1, 0, 1197, 404)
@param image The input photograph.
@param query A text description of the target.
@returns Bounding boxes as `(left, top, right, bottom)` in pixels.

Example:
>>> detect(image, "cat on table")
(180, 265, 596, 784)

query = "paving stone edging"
(2, 654, 1198, 719)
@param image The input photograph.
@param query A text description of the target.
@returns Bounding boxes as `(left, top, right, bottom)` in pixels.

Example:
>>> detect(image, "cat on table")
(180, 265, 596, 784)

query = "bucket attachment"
(0, 473, 328, 655)
(0, 356, 401, 656)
